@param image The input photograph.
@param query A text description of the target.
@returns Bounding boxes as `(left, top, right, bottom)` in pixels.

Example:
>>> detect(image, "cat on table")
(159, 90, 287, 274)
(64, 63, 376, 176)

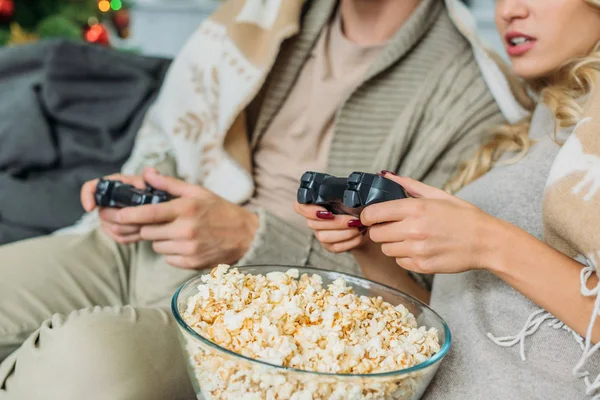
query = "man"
(0, 0, 509, 398)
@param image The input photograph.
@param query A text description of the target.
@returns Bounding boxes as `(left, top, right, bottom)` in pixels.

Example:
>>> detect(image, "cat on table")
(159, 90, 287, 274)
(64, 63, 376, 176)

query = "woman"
(296, 0, 600, 398)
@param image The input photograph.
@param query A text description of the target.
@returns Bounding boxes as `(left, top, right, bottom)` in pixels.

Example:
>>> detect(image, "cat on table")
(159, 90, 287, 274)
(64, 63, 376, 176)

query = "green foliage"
(0, 28, 9, 46)
(59, 2, 101, 25)
(37, 15, 81, 40)
(13, 0, 64, 30)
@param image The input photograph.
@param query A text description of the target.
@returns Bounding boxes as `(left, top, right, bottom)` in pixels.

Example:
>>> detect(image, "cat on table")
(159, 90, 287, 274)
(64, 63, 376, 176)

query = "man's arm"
(237, 209, 363, 276)
(417, 54, 506, 190)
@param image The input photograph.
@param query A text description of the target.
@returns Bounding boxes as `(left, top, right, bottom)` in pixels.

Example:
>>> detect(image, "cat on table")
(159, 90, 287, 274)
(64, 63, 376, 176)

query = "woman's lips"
(505, 31, 537, 56)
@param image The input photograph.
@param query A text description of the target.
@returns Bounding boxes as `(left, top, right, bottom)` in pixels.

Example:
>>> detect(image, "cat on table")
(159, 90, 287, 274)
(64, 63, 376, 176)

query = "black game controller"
(95, 179, 173, 208)
(298, 172, 348, 215)
(297, 171, 408, 217)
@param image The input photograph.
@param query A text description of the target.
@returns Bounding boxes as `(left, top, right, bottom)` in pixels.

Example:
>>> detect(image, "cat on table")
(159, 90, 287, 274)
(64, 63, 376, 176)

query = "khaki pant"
(0, 228, 198, 400)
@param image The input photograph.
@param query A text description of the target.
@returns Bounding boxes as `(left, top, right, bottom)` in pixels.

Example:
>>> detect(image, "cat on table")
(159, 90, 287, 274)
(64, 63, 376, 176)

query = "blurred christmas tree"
(0, 0, 132, 47)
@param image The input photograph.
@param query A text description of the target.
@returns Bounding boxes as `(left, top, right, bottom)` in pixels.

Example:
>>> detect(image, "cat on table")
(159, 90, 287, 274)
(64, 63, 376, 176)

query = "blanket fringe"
(488, 255, 599, 398)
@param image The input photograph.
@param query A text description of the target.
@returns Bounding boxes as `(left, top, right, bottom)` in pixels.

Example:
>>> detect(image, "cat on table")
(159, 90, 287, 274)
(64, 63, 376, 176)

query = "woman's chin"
(509, 58, 552, 81)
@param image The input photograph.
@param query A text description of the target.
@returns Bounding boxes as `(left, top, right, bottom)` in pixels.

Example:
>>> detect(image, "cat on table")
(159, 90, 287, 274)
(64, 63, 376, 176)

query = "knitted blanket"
(544, 86, 600, 397)
(121, 0, 306, 203)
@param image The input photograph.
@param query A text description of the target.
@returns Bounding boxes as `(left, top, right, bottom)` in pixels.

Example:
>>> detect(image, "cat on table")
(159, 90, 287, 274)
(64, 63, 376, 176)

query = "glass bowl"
(172, 265, 451, 400)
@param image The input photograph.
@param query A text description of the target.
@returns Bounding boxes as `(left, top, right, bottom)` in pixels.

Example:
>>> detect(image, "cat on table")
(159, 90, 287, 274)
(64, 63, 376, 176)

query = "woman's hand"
(294, 199, 430, 302)
(294, 202, 368, 253)
(361, 172, 501, 275)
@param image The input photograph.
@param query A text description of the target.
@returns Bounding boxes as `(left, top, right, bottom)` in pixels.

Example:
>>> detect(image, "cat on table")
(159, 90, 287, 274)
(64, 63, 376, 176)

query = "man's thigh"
(0, 229, 131, 360)
(0, 306, 195, 400)
(130, 239, 200, 309)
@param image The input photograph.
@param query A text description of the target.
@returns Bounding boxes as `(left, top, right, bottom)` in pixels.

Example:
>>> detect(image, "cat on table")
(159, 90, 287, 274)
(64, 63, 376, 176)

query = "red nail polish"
(348, 219, 364, 228)
(380, 170, 397, 176)
(316, 211, 334, 220)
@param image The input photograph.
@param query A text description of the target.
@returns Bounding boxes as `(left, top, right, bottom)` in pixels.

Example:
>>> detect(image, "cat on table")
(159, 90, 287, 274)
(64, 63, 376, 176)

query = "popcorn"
(180, 265, 441, 400)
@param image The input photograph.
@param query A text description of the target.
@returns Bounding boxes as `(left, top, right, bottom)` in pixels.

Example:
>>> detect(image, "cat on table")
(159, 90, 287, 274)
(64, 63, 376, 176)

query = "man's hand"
(114, 169, 259, 269)
(80, 172, 148, 244)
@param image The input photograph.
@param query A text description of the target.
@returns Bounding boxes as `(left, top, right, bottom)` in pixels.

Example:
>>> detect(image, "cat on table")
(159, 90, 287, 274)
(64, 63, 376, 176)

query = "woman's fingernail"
(348, 219, 364, 228)
(380, 170, 397, 176)
(316, 211, 334, 220)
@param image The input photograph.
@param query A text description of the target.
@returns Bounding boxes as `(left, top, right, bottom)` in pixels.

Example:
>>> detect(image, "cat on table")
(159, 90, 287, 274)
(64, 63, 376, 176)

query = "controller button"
(297, 188, 311, 204)
(300, 172, 314, 183)
(348, 173, 361, 184)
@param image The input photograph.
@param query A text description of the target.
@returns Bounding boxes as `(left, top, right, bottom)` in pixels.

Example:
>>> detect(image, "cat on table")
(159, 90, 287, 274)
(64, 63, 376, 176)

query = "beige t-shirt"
(247, 13, 383, 229)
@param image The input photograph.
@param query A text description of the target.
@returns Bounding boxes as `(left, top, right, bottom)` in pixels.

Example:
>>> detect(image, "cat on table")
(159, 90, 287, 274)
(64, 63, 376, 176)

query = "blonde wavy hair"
(446, 5, 600, 193)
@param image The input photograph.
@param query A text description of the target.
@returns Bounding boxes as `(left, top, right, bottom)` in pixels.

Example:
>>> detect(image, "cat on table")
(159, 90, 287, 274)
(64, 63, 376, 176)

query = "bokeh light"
(98, 0, 110, 12)
(111, 0, 123, 11)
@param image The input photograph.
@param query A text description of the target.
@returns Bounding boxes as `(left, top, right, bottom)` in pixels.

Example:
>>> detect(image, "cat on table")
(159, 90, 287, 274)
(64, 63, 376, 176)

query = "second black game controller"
(297, 171, 408, 217)
(297, 172, 348, 215)
(95, 179, 173, 208)
(343, 172, 409, 216)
